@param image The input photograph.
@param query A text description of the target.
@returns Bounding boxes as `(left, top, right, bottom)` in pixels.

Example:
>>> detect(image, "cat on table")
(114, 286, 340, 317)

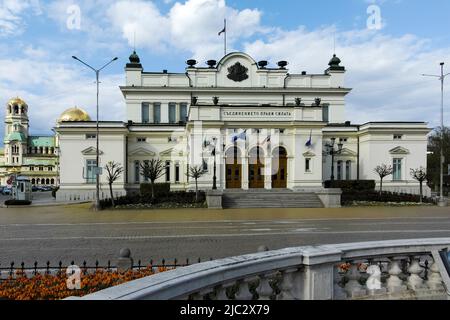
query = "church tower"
(4, 98, 29, 166)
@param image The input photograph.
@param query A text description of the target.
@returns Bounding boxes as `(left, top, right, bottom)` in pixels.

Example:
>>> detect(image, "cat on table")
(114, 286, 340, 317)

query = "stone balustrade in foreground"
(70, 238, 450, 300)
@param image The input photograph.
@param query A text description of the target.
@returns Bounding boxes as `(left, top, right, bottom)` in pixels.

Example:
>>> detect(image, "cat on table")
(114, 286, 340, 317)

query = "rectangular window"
(169, 103, 176, 124)
(134, 161, 140, 183)
(137, 137, 146, 142)
(143, 160, 149, 182)
(305, 158, 311, 173)
(39, 166, 44, 171)
(393, 158, 402, 180)
(175, 163, 180, 182)
(142, 103, 150, 123)
(337, 161, 343, 180)
(86, 160, 97, 184)
(322, 105, 329, 122)
(346, 161, 351, 180)
(179, 103, 187, 123)
(30, 166, 34, 171)
(86, 134, 96, 139)
(394, 134, 403, 140)
(165, 161, 171, 182)
(153, 103, 161, 124)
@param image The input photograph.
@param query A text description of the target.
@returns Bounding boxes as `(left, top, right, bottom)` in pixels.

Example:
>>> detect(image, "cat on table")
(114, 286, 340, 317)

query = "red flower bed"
(0, 266, 170, 300)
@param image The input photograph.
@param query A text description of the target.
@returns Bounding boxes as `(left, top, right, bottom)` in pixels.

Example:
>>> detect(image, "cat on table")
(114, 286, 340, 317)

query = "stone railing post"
(117, 248, 134, 273)
(300, 248, 342, 300)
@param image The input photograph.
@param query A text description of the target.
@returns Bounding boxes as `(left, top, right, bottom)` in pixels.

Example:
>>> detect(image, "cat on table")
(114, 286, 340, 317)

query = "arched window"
(51, 179, 55, 185)
(31, 179, 35, 185)
(13, 105, 18, 114)
(36, 178, 40, 184)
(46, 178, 50, 185)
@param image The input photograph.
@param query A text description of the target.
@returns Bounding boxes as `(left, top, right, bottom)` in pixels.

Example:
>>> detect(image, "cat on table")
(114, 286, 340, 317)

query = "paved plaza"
(0, 204, 449, 266)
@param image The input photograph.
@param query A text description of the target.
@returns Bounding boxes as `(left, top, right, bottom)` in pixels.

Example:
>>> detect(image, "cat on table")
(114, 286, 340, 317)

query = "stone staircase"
(222, 189, 324, 209)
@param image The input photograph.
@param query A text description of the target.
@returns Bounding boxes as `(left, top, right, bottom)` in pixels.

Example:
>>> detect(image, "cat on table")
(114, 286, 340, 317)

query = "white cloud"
(0, 0, 42, 36)
(107, 0, 264, 61)
(107, 0, 170, 51)
(0, 57, 124, 135)
(244, 27, 450, 127)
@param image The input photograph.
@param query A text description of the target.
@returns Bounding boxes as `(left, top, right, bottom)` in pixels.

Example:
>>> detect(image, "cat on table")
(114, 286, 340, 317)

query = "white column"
(242, 156, 249, 190)
(264, 156, 272, 189)
(287, 156, 294, 189)
(161, 102, 169, 123)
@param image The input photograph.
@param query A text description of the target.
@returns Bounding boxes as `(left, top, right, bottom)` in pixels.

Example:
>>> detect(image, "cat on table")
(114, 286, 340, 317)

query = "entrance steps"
(222, 189, 324, 209)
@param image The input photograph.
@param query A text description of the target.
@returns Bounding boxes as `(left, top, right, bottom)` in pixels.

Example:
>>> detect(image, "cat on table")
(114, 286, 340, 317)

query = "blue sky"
(0, 0, 449, 136)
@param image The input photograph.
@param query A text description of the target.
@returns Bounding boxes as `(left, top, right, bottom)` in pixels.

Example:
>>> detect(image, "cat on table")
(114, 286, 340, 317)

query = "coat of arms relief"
(227, 62, 249, 82)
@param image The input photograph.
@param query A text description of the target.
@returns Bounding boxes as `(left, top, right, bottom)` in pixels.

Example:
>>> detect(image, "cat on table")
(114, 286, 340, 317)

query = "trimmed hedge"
(342, 191, 434, 205)
(324, 180, 376, 191)
(140, 183, 170, 197)
(99, 191, 206, 209)
(5, 200, 32, 206)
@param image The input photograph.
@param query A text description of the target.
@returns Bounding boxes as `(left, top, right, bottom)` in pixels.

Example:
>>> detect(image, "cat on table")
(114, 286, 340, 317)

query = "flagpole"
(224, 19, 227, 56)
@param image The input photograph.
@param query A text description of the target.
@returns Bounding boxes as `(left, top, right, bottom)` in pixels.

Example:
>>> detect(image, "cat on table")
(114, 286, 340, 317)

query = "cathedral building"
(54, 51, 430, 202)
(0, 98, 58, 187)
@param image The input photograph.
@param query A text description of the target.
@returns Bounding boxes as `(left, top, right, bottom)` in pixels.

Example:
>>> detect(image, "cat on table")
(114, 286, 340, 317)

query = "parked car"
(32, 186, 39, 192)
(41, 186, 53, 192)
(2, 187, 12, 195)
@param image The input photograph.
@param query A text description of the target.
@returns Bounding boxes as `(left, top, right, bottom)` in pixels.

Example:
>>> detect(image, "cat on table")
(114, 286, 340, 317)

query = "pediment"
(81, 147, 103, 155)
(160, 148, 184, 157)
(338, 148, 357, 157)
(389, 146, 410, 155)
(129, 147, 156, 157)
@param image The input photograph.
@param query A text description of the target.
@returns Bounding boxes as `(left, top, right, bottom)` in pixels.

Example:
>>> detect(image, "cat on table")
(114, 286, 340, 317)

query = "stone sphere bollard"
(117, 248, 134, 273)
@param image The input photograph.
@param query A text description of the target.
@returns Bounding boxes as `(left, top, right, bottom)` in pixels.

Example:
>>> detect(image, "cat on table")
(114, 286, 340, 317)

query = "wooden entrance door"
(226, 163, 241, 189)
(226, 147, 242, 189)
(249, 147, 265, 189)
(272, 147, 288, 188)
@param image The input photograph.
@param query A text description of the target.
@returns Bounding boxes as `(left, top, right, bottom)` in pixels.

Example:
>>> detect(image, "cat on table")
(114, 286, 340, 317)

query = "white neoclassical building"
(54, 51, 430, 202)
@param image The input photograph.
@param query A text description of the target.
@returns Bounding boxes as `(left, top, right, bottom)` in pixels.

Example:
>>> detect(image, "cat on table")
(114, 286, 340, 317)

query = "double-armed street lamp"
(325, 137, 343, 181)
(422, 62, 449, 207)
(72, 56, 118, 210)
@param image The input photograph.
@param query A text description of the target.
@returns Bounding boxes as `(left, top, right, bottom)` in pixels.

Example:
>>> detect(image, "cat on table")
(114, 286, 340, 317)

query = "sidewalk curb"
(1, 201, 91, 208)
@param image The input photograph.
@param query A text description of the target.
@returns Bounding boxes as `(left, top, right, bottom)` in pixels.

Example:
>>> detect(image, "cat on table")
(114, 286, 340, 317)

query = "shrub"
(324, 180, 376, 191)
(5, 200, 31, 206)
(140, 183, 170, 198)
(341, 190, 434, 205)
(99, 191, 206, 209)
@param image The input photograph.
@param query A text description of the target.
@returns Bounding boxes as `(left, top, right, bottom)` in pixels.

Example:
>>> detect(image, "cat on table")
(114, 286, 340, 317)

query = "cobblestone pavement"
(0, 204, 449, 266)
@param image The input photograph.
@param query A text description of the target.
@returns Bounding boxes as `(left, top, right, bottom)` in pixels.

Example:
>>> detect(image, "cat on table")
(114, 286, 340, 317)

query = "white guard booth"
(13, 176, 33, 201)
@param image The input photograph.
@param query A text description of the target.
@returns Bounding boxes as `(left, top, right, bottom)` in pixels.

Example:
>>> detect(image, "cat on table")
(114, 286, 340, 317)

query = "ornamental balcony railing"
(70, 238, 450, 300)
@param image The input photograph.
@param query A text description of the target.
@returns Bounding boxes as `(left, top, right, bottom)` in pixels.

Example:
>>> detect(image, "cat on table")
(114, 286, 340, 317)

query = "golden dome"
(58, 107, 91, 122)
(8, 97, 27, 107)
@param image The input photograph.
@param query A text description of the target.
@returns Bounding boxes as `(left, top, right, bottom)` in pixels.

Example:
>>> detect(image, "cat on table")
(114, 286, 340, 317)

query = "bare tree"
(104, 161, 124, 207)
(374, 164, 393, 194)
(186, 165, 206, 202)
(410, 167, 427, 203)
(140, 159, 166, 200)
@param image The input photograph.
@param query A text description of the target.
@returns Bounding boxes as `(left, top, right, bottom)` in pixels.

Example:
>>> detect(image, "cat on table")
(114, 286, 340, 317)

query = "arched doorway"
(249, 147, 265, 189)
(225, 146, 241, 189)
(272, 147, 288, 189)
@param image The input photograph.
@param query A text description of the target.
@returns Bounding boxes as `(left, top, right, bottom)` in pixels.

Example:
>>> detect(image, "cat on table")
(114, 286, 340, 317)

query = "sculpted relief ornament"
(227, 62, 249, 82)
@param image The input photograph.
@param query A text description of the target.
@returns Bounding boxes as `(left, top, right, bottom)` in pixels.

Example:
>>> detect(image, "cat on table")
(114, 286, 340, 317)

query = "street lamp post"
(72, 56, 118, 210)
(423, 62, 449, 207)
(325, 137, 343, 181)
(212, 137, 217, 190)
